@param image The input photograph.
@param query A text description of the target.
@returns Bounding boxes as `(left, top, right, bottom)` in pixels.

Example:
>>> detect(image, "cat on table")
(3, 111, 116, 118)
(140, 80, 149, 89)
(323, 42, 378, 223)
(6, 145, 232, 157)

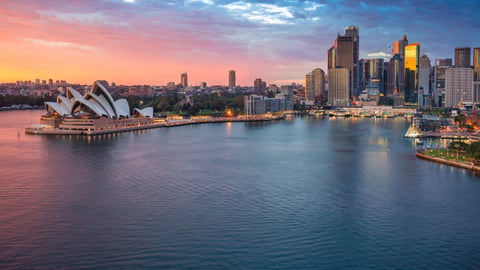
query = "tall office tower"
(418, 54, 432, 107)
(474, 48, 480, 81)
(344, 25, 360, 95)
(358, 59, 369, 92)
(311, 68, 326, 102)
(327, 25, 360, 101)
(455, 47, 471, 67)
(436, 58, 452, 66)
(404, 43, 420, 104)
(433, 59, 453, 107)
(445, 67, 473, 107)
(392, 35, 408, 56)
(305, 72, 315, 104)
(328, 68, 350, 106)
(228, 70, 236, 89)
(474, 82, 480, 103)
(368, 58, 384, 94)
(327, 47, 335, 69)
(180, 72, 188, 88)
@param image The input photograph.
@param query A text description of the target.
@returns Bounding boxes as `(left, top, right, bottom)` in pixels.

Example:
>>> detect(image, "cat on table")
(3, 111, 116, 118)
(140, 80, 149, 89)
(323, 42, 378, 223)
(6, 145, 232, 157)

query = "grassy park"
(421, 141, 480, 165)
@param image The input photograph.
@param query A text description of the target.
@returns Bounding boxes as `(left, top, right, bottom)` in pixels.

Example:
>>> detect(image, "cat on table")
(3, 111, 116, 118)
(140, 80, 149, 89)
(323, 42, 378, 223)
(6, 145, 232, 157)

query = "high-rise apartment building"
(474, 48, 480, 81)
(445, 67, 473, 107)
(404, 43, 420, 104)
(228, 70, 236, 89)
(455, 47, 471, 67)
(327, 25, 359, 101)
(180, 72, 188, 88)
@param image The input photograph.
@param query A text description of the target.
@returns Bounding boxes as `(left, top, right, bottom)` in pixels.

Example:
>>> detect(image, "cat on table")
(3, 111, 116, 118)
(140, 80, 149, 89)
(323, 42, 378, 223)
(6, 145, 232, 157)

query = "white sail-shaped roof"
(45, 101, 69, 116)
(57, 95, 73, 113)
(91, 80, 120, 118)
(66, 87, 83, 101)
(134, 107, 153, 118)
(115, 99, 130, 118)
(84, 92, 115, 118)
(44, 81, 140, 119)
(71, 96, 109, 118)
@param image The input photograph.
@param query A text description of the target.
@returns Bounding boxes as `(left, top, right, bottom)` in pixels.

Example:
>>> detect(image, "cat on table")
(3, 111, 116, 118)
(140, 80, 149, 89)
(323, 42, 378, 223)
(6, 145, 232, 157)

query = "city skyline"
(1, 0, 479, 86)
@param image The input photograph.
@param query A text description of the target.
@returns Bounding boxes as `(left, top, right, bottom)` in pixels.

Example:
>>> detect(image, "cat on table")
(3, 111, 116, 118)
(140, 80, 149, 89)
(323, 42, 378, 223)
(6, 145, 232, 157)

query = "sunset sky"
(1, 0, 479, 86)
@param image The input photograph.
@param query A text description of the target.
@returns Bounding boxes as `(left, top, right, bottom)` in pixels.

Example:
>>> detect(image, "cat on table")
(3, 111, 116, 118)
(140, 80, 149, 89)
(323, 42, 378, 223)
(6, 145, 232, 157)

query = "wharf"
(25, 115, 284, 136)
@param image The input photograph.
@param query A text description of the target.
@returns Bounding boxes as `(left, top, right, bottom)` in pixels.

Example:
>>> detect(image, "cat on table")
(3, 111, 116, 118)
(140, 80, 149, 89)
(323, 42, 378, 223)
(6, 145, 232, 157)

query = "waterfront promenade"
(25, 114, 284, 136)
(416, 149, 480, 173)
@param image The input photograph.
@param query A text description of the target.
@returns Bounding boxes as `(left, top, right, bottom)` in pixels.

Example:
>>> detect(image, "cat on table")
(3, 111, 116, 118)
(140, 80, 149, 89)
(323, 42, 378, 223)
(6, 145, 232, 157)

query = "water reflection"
(2, 111, 480, 269)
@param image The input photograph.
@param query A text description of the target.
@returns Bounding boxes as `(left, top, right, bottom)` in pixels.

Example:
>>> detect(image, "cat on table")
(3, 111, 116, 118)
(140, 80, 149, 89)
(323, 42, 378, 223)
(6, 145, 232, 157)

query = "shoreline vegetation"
(417, 147, 480, 173)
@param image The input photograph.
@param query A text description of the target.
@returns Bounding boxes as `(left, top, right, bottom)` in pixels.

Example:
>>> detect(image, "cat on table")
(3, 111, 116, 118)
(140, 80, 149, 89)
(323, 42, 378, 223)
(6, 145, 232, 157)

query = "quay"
(25, 115, 284, 136)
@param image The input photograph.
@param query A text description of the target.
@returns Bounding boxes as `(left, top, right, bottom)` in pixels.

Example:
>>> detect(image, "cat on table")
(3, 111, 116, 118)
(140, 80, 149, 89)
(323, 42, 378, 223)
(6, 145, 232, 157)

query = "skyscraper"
(180, 72, 188, 88)
(387, 54, 405, 97)
(445, 67, 473, 107)
(436, 58, 453, 66)
(228, 70, 236, 89)
(311, 68, 326, 102)
(474, 48, 480, 81)
(358, 59, 369, 92)
(455, 47, 471, 67)
(305, 72, 315, 104)
(328, 68, 350, 106)
(327, 25, 359, 103)
(433, 59, 452, 107)
(344, 25, 359, 94)
(418, 54, 432, 107)
(404, 43, 420, 103)
(392, 35, 408, 56)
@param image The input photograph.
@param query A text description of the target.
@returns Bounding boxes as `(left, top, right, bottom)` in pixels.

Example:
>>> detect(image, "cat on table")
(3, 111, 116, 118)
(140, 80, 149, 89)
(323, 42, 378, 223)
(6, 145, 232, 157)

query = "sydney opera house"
(31, 80, 155, 134)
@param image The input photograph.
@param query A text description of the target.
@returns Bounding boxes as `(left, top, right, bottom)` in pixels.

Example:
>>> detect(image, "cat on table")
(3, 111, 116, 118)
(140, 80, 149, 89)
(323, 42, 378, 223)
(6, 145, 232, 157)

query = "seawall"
(25, 116, 284, 136)
(416, 151, 480, 172)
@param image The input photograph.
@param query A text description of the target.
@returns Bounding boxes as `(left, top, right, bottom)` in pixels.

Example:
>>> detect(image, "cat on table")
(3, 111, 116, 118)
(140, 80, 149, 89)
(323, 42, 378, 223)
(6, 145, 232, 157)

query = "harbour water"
(1, 110, 480, 269)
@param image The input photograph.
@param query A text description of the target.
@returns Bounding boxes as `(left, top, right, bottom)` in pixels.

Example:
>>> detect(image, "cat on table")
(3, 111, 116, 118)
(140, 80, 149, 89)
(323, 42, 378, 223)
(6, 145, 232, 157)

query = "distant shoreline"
(0, 107, 44, 112)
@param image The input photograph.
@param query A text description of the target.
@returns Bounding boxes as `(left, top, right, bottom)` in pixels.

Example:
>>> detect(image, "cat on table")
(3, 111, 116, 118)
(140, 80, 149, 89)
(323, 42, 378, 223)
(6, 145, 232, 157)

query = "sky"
(0, 0, 479, 86)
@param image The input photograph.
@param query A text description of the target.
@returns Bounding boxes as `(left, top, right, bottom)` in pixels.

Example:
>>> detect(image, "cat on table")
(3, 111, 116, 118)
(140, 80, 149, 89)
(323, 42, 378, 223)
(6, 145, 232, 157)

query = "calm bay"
(1, 110, 480, 269)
